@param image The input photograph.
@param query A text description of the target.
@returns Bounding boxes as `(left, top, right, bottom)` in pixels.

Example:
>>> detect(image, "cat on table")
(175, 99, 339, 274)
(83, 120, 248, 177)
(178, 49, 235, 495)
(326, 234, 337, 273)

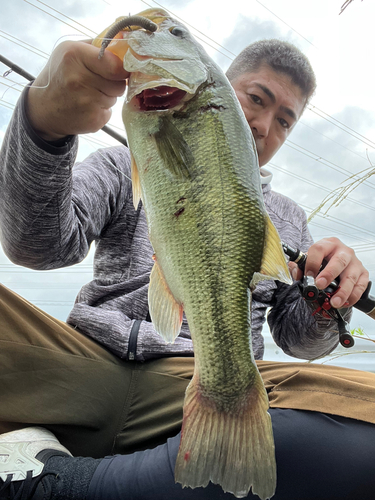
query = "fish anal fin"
(175, 374, 276, 499)
(149, 259, 183, 343)
(253, 215, 292, 287)
(130, 152, 142, 210)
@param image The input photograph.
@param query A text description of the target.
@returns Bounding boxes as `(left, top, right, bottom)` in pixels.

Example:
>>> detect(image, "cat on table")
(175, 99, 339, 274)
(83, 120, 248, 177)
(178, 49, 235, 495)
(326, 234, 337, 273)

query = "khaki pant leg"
(113, 357, 194, 454)
(0, 284, 135, 457)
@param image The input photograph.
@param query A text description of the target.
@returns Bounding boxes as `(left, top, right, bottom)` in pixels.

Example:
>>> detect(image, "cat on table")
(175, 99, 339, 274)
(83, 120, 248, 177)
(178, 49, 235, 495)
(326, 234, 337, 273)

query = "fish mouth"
(136, 86, 187, 111)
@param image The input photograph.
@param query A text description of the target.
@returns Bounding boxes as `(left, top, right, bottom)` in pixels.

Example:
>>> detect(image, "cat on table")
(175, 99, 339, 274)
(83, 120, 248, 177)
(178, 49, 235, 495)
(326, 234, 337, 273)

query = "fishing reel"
(300, 275, 354, 348)
(282, 242, 375, 349)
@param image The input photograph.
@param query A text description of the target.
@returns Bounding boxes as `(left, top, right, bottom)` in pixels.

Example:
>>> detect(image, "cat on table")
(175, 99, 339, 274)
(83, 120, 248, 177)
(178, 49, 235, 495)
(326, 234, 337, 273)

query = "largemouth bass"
(93, 9, 292, 499)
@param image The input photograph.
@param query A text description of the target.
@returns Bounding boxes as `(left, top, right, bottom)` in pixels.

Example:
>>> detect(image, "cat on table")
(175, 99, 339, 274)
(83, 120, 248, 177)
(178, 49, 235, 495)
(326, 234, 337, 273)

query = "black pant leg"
(89, 409, 375, 500)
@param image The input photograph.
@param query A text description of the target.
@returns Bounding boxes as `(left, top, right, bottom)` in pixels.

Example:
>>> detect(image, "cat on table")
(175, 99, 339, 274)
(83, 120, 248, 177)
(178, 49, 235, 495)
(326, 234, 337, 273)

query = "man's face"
(230, 64, 306, 167)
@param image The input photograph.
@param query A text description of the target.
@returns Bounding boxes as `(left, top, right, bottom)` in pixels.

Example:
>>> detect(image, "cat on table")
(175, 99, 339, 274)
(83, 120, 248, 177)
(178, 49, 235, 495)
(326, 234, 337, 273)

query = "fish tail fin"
(175, 373, 276, 499)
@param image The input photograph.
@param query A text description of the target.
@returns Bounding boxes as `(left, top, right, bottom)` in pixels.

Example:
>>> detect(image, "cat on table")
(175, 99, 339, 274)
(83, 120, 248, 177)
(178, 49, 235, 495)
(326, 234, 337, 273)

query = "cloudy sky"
(1, 0, 375, 368)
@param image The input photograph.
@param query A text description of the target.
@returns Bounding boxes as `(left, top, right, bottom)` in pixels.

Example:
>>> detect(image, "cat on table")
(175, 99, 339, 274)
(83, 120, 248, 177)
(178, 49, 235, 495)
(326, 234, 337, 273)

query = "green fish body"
(96, 9, 292, 499)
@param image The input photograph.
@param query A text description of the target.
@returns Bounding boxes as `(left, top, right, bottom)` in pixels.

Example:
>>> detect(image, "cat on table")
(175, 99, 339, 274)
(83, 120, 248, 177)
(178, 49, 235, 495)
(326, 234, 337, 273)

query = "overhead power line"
(23, 0, 95, 38)
(269, 162, 375, 213)
(0, 30, 49, 59)
(140, 0, 236, 59)
(297, 120, 369, 163)
(19, 0, 375, 154)
(301, 202, 375, 239)
(308, 220, 375, 245)
(34, 0, 98, 36)
(255, 0, 318, 48)
(307, 106, 375, 150)
(285, 140, 375, 190)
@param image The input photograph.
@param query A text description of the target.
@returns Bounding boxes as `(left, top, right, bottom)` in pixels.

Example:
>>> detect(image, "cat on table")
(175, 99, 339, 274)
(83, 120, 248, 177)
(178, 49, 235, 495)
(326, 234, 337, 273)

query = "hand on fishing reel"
(282, 242, 375, 349)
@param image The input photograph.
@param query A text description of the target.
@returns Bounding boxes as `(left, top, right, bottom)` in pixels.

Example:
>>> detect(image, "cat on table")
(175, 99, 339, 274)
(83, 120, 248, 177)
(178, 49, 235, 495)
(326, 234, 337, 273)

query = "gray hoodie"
(0, 88, 344, 361)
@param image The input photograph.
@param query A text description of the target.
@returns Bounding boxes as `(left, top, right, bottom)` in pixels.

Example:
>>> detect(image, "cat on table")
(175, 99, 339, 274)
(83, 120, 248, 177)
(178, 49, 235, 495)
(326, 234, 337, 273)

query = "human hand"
(26, 40, 129, 141)
(288, 237, 369, 308)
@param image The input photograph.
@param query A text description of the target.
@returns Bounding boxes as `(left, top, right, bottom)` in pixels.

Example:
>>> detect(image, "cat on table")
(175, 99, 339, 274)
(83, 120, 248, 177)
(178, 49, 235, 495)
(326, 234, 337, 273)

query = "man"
(0, 19, 373, 499)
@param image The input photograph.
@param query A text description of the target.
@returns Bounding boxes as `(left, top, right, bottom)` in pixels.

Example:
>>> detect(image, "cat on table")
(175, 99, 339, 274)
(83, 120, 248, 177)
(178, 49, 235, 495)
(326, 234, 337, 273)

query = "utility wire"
(0, 101, 14, 111)
(34, 0, 98, 36)
(301, 203, 375, 238)
(21, 0, 375, 152)
(142, 0, 375, 150)
(255, 0, 318, 48)
(23, 0, 95, 38)
(297, 120, 370, 163)
(285, 140, 375, 190)
(140, 0, 237, 58)
(0, 31, 49, 59)
(308, 220, 375, 245)
(269, 162, 375, 213)
(307, 106, 375, 150)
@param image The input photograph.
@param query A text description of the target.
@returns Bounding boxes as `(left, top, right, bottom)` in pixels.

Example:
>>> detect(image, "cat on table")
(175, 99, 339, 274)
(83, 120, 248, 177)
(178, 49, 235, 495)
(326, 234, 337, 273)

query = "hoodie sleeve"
(0, 86, 131, 270)
(264, 189, 351, 360)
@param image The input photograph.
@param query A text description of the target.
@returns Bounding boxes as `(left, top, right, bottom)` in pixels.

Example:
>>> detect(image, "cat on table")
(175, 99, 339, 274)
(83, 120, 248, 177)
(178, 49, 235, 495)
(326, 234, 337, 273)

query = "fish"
(93, 9, 292, 499)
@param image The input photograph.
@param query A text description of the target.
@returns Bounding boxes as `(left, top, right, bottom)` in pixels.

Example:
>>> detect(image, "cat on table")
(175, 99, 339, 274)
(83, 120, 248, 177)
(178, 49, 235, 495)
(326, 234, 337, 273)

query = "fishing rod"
(0, 54, 128, 147)
(282, 242, 375, 348)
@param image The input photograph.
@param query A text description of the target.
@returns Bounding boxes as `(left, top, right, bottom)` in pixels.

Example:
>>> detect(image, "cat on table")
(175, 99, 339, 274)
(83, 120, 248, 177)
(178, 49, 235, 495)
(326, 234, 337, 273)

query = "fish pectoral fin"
(148, 259, 183, 343)
(253, 215, 292, 287)
(175, 374, 277, 500)
(130, 152, 142, 210)
(153, 116, 194, 180)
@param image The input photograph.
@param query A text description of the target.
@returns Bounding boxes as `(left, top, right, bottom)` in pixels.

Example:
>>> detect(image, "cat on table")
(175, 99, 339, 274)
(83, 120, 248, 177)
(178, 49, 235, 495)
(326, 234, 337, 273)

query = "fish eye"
(170, 26, 186, 37)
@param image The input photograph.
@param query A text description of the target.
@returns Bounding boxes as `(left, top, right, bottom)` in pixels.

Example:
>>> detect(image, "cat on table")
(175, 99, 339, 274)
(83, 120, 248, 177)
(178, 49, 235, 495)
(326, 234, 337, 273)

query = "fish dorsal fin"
(149, 258, 183, 343)
(153, 116, 194, 180)
(130, 152, 142, 210)
(252, 215, 292, 288)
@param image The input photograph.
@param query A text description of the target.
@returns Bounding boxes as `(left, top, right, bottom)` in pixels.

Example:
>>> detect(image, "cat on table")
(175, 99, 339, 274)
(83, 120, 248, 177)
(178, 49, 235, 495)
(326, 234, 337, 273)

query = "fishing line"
(1, 51, 373, 242)
(25, 33, 92, 91)
(96, 149, 132, 183)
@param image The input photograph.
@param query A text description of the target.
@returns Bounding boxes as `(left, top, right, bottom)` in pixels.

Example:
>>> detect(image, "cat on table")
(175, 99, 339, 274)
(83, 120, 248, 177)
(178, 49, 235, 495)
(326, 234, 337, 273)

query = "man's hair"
(226, 39, 316, 106)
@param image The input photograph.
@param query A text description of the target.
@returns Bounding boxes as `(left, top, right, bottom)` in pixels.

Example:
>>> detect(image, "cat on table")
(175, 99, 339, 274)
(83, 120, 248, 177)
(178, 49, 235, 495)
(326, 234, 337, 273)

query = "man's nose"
(249, 111, 272, 138)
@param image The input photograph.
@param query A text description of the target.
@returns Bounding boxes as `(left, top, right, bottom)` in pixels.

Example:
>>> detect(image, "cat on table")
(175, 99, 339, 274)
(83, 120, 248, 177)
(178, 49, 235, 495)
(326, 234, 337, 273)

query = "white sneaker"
(0, 427, 71, 500)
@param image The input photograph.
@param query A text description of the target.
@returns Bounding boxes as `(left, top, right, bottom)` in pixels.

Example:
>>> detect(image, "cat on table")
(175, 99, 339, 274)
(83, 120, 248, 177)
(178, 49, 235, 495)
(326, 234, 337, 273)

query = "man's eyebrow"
(255, 83, 275, 103)
(255, 83, 297, 121)
(280, 105, 297, 121)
